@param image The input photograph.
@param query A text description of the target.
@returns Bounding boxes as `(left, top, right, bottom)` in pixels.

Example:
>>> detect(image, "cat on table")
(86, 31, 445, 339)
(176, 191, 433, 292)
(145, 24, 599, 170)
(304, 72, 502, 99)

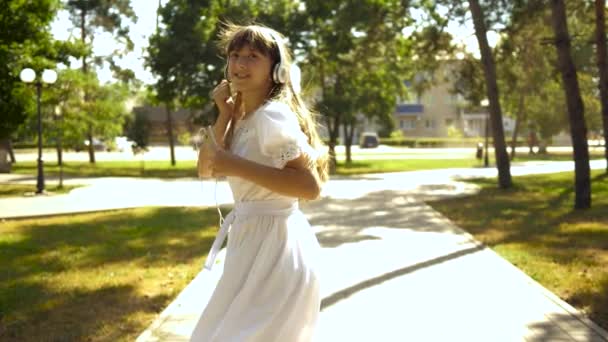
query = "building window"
(425, 119, 435, 129)
(445, 118, 454, 126)
(400, 119, 416, 130)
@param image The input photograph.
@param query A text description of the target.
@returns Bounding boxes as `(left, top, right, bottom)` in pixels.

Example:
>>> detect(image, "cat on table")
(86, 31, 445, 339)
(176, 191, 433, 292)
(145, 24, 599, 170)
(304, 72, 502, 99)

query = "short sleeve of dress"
(256, 103, 319, 169)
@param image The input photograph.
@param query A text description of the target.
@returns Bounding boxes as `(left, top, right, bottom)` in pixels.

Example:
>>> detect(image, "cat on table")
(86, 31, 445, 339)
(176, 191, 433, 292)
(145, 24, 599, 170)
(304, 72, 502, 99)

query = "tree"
(146, 0, 308, 165)
(16, 69, 130, 156)
(127, 106, 151, 173)
(303, 0, 431, 168)
(65, 0, 137, 163)
(146, 0, 212, 166)
(127, 108, 151, 151)
(468, 0, 512, 188)
(496, 13, 546, 159)
(0, 0, 64, 170)
(594, 0, 608, 173)
(550, 0, 591, 209)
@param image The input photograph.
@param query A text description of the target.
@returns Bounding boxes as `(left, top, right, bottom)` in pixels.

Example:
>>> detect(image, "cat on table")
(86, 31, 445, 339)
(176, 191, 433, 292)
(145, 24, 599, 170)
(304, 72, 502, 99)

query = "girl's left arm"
(214, 150, 321, 200)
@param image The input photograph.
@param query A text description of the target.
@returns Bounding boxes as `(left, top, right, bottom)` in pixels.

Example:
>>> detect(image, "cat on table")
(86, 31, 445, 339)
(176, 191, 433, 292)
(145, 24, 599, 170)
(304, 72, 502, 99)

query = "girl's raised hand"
(211, 80, 233, 117)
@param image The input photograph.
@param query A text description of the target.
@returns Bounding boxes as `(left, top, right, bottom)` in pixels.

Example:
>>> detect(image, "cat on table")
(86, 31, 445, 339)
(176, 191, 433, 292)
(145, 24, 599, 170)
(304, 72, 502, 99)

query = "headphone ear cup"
(273, 63, 288, 84)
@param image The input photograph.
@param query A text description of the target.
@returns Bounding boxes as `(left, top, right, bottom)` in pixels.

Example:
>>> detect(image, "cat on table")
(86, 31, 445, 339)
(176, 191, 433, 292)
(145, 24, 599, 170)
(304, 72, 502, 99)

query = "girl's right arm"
(210, 80, 241, 148)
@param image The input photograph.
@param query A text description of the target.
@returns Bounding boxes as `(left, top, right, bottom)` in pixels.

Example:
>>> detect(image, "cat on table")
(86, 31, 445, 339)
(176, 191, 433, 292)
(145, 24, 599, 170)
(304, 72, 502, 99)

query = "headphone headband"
(266, 28, 289, 84)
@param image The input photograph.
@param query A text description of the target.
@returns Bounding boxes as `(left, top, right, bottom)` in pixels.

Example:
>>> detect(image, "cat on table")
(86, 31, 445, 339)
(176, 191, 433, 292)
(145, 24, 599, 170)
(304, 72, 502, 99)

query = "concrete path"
(2, 160, 608, 341)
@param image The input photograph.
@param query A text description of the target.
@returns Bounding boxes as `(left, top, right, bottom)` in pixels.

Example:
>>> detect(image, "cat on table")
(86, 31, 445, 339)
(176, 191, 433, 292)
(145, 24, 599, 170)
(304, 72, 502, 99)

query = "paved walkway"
(2, 160, 608, 341)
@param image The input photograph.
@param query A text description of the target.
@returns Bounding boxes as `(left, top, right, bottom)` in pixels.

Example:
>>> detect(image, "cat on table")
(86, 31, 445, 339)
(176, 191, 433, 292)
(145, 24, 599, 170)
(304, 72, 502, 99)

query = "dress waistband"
(204, 199, 299, 270)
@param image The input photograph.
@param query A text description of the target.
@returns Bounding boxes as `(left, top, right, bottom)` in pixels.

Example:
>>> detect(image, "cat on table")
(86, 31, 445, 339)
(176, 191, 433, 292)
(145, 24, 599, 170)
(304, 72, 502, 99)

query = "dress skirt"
(190, 200, 321, 342)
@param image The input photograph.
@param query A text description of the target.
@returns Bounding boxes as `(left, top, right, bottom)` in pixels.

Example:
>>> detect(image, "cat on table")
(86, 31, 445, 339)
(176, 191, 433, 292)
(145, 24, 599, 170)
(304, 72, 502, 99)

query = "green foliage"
(145, 0, 453, 156)
(146, 0, 307, 122)
(494, 2, 603, 145)
(65, 0, 137, 83)
(304, 0, 429, 153)
(0, 0, 63, 139)
(447, 125, 463, 138)
(389, 130, 405, 139)
(177, 131, 191, 146)
(15, 69, 131, 150)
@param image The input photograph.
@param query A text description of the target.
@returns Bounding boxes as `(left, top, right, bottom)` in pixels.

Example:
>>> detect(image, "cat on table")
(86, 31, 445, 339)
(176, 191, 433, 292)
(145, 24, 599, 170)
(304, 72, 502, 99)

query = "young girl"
(190, 23, 329, 341)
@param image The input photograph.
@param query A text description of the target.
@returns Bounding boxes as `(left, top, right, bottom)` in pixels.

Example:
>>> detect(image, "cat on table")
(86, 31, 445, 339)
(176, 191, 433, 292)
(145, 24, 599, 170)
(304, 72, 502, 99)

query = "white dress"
(190, 101, 322, 342)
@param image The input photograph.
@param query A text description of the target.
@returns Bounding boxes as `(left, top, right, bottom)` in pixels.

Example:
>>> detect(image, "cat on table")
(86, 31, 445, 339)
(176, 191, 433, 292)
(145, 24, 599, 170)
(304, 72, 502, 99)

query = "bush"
(379, 137, 487, 148)
(177, 131, 191, 146)
(389, 130, 405, 139)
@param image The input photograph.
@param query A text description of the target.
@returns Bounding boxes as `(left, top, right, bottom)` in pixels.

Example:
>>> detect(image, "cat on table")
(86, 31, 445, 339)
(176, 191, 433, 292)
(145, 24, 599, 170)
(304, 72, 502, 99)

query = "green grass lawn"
(12, 158, 485, 178)
(335, 158, 481, 175)
(0, 207, 220, 342)
(12, 160, 198, 178)
(430, 170, 608, 330)
(512, 149, 605, 162)
(10, 153, 606, 178)
(0, 184, 80, 198)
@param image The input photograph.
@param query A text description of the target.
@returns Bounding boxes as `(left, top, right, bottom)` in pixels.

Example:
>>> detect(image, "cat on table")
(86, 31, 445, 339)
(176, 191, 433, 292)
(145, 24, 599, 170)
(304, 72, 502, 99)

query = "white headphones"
(267, 29, 301, 93)
(267, 29, 289, 84)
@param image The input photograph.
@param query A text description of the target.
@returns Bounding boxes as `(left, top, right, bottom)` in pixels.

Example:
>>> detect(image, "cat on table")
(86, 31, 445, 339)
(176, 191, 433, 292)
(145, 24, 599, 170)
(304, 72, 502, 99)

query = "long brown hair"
(218, 23, 329, 183)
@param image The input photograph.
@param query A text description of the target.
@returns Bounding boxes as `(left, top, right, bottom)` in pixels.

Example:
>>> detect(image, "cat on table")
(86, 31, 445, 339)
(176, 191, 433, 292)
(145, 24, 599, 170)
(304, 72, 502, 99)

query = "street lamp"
(20, 68, 57, 194)
(54, 106, 64, 189)
(481, 99, 490, 167)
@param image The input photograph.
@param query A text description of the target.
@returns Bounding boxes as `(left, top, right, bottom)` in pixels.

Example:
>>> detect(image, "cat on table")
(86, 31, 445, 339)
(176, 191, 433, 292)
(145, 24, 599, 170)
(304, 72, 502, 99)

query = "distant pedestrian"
(191, 23, 328, 342)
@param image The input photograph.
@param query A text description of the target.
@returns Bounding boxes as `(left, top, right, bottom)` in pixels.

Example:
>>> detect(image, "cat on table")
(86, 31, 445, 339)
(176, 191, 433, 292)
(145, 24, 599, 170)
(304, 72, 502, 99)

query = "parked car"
(74, 138, 107, 152)
(359, 132, 379, 148)
(114, 136, 133, 152)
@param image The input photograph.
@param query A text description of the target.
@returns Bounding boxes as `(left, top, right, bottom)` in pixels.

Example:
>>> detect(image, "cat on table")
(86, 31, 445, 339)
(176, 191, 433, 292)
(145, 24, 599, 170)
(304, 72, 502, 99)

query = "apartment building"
(395, 72, 464, 137)
(395, 65, 515, 138)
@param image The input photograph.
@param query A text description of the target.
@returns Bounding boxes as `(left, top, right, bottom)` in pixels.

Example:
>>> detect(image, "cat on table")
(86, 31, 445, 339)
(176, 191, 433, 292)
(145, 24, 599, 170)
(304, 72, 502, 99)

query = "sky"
(50, 1, 498, 85)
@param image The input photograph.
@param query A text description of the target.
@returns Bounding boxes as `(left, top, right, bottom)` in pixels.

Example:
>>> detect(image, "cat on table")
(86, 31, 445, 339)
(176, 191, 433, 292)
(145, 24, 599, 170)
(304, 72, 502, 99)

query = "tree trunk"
(320, 61, 337, 174)
(56, 145, 63, 166)
(468, 0, 512, 188)
(595, 0, 608, 173)
(166, 104, 176, 166)
(81, 8, 87, 75)
(510, 94, 526, 160)
(81, 8, 95, 164)
(325, 114, 340, 174)
(343, 121, 356, 164)
(8, 139, 15, 163)
(0, 138, 11, 173)
(323, 65, 343, 174)
(551, 0, 591, 209)
(87, 126, 95, 164)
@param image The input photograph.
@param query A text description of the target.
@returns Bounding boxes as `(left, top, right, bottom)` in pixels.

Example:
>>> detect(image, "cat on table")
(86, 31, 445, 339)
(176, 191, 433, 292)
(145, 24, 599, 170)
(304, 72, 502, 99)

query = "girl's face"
(227, 44, 273, 93)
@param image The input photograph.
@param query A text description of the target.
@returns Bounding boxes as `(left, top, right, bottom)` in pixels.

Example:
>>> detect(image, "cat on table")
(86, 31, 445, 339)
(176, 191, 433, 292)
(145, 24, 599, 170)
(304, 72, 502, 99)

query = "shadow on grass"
(0, 207, 219, 341)
(567, 274, 608, 336)
(1, 283, 172, 341)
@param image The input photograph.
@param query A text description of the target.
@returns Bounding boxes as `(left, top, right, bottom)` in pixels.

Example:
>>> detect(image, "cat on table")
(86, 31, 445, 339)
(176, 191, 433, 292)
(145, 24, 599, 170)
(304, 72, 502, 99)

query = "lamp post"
(481, 99, 490, 167)
(54, 106, 64, 189)
(20, 68, 57, 194)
